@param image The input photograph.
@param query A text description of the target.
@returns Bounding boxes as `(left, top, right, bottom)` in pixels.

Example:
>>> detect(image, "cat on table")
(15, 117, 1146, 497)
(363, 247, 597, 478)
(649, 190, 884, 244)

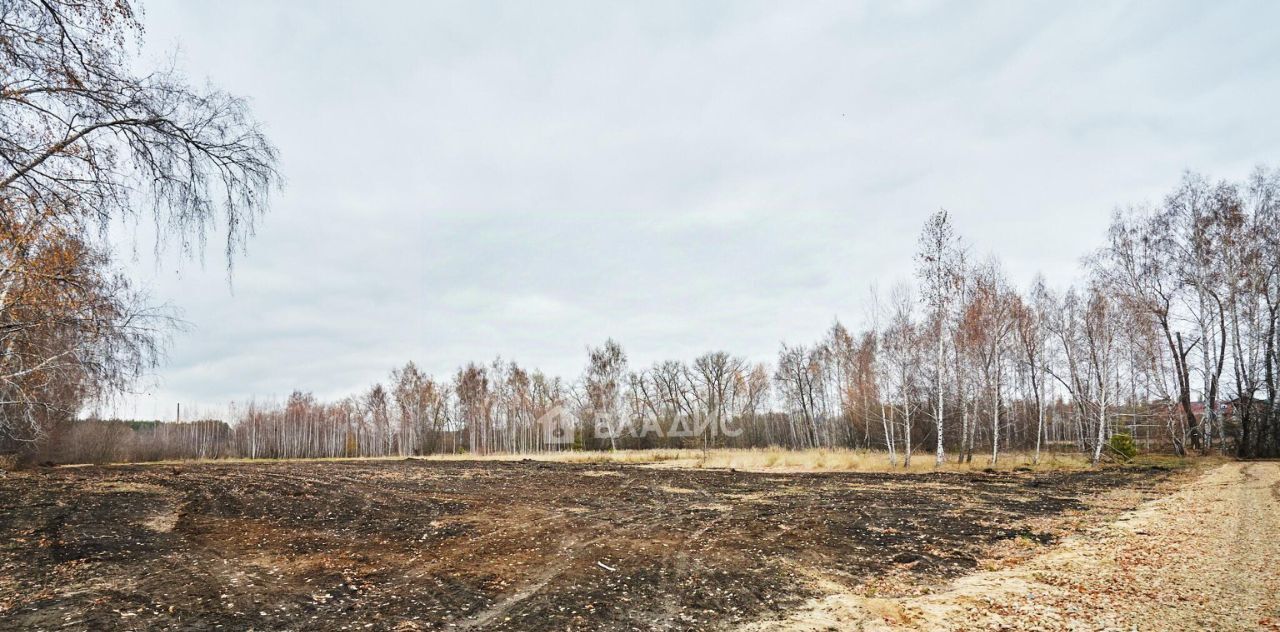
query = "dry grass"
(113, 448, 1122, 473)
(122, 450, 691, 468)
(686, 447, 1095, 473)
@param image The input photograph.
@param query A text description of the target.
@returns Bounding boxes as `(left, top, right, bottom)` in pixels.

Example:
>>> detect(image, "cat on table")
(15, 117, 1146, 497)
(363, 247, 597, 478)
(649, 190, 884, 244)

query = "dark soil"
(0, 460, 1171, 631)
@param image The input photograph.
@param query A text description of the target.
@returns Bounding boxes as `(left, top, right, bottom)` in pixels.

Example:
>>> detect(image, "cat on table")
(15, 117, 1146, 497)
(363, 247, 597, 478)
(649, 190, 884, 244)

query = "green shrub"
(1108, 433, 1138, 461)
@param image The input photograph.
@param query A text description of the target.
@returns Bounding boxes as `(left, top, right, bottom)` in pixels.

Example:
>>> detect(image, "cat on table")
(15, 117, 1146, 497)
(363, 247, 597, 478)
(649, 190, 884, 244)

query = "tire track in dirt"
(454, 530, 609, 630)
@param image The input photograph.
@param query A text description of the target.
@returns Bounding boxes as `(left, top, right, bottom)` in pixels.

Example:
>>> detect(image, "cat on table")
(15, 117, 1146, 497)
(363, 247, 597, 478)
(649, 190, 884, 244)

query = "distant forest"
(38, 170, 1280, 465)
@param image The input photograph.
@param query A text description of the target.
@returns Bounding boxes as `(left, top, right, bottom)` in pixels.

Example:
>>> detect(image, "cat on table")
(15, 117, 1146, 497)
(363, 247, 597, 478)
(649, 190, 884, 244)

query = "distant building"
(1148, 399, 1234, 423)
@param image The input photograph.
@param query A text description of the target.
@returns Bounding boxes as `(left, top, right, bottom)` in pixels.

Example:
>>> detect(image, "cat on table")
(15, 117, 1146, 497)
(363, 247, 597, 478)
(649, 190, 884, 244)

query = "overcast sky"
(109, 0, 1280, 419)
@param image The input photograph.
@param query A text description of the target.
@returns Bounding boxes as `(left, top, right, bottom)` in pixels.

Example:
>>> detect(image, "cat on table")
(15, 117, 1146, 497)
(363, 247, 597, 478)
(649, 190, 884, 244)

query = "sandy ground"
(739, 461, 1280, 632)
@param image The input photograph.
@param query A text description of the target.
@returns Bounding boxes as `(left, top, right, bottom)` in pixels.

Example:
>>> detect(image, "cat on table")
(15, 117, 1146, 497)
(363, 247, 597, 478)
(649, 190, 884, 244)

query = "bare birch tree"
(1, 0, 279, 451)
(915, 209, 964, 466)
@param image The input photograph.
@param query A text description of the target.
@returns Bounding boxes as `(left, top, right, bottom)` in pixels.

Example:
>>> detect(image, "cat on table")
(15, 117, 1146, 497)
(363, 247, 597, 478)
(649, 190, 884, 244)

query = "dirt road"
(743, 461, 1280, 631)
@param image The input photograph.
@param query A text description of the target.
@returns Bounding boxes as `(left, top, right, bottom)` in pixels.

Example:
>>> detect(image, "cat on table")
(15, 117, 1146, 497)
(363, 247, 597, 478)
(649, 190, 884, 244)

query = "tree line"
(46, 168, 1280, 465)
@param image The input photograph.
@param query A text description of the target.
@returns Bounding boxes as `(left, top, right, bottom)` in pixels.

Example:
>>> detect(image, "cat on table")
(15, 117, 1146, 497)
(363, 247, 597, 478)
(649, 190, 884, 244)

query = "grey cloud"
(109, 0, 1280, 418)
